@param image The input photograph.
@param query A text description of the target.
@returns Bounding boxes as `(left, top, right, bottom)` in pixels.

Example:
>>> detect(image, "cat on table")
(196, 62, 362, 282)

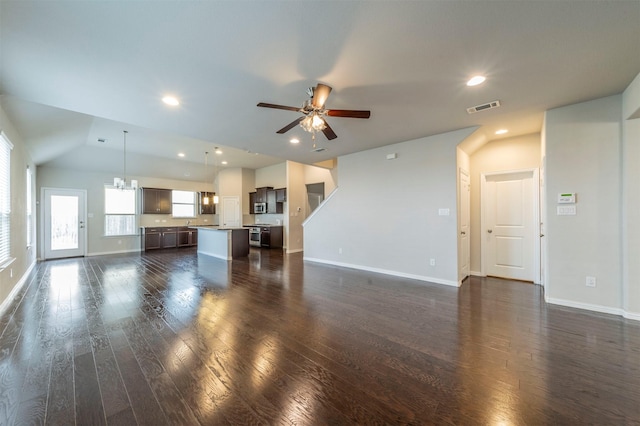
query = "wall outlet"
(586, 276, 596, 287)
(430, 258, 436, 266)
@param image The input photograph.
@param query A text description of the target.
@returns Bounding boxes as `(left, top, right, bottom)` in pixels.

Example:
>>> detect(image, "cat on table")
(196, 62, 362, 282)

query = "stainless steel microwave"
(254, 202, 266, 214)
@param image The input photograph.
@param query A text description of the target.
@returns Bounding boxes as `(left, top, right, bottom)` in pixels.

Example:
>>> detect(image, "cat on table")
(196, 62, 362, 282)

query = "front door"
(43, 188, 87, 259)
(221, 196, 240, 227)
(482, 170, 539, 282)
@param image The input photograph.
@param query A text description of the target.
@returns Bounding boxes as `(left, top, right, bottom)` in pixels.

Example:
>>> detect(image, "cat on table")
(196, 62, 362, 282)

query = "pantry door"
(482, 170, 539, 282)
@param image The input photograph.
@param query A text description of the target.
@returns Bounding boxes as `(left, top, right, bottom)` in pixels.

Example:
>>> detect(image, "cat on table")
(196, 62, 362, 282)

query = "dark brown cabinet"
(142, 226, 196, 251)
(142, 188, 172, 214)
(249, 192, 257, 214)
(260, 226, 283, 249)
(161, 227, 178, 248)
(177, 227, 198, 247)
(200, 192, 216, 214)
(275, 188, 286, 202)
(267, 189, 277, 214)
(255, 187, 272, 203)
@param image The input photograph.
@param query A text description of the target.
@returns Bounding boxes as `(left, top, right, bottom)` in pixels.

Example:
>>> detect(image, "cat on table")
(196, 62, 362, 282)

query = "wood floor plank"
(1, 249, 639, 425)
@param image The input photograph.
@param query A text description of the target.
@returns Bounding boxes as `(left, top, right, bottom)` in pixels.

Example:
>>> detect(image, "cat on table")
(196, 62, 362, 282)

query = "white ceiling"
(1, 1, 639, 182)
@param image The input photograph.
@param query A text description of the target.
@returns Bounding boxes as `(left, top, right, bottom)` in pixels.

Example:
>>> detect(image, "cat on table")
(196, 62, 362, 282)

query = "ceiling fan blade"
(312, 84, 332, 109)
(321, 120, 337, 140)
(257, 102, 301, 112)
(276, 117, 304, 134)
(326, 109, 371, 119)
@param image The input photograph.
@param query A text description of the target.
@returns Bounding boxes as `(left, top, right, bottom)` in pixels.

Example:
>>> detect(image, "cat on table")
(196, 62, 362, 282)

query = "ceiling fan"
(257, 83, 370, 140)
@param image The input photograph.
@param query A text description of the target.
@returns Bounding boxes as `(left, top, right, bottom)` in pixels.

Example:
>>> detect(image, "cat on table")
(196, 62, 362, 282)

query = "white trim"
(546, 296, 639, 321)
(286, 248, 304, 254)
(470, 270, 485, 277)
(302, 187, 338, 227)
(197, 250, 231, 261)
(0, 260, 36, 319)
(303, 256, 460, 287)
(87, 248, 141, 257)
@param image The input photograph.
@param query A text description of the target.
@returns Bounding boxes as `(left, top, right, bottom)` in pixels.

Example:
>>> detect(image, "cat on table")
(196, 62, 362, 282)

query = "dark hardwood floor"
(1, 248, 639, 425)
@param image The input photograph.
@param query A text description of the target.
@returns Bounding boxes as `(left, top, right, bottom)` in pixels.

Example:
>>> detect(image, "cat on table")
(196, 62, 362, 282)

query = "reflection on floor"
(0, 247, 639, 424)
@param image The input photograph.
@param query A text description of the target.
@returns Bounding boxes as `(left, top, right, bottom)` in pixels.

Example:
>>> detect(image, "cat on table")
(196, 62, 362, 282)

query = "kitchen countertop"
(243, 224, 282, 227)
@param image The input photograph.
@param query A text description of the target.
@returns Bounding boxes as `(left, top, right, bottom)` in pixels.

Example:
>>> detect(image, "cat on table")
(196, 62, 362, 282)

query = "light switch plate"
(557, 205, 577, 215)
(438, 208, 450, 216)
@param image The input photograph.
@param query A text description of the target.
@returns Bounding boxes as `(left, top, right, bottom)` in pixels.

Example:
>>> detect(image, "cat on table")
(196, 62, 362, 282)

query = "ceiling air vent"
(466, 100, 501, 114)
(311, 147, 327, 153)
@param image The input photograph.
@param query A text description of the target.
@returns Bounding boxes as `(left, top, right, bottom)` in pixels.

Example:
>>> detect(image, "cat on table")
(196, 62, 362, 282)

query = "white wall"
(304, 127, 476, 286)
(469, 134, 541, 274)
(622, 72, 640, 316)
(37, 167, 217, 257)
(0, 105, 37, 309)
(544, 95, 624, 314)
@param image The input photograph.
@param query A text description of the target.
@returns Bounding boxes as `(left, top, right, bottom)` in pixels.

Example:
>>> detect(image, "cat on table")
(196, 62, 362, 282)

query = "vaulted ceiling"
(1, 1, 639, 182)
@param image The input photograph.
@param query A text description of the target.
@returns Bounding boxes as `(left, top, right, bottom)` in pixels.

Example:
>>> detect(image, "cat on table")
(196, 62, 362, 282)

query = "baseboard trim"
(0, 260, 37, 319)
(546, 296, 639, 321)
(303, 257, 459, 287)
(470, 270, 485, 277)
(286, 248, 304, 254)
(87, 248, 141, 257)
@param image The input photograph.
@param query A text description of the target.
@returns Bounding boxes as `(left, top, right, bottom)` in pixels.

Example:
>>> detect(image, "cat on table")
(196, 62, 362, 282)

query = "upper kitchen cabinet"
(267, 189, 277, 213)
(200, 192, 216, 214)
(249, 192, 257, 214)
(141, 188, 172, 214)
(275, 188, 287, 202)
(255, 187, 273, 203)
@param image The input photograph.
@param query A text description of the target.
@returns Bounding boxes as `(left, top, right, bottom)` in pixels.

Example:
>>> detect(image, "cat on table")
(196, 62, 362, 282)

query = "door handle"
(540, 234, 545, 237)
(487, 229, 493, 233)
(460, 231, 466, 235)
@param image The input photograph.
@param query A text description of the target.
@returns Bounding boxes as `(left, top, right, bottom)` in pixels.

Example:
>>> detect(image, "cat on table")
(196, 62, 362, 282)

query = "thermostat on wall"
(558, 193, 576, 204)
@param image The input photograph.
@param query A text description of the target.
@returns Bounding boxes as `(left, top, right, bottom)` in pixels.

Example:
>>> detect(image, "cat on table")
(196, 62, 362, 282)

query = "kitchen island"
(191, 226, 249, 260)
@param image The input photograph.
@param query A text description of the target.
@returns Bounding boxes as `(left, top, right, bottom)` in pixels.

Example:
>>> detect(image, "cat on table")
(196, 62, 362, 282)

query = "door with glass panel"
(43, 188, 87, 259)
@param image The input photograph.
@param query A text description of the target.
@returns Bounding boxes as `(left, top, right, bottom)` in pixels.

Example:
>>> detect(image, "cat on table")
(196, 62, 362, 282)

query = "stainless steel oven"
(249, 227, 261, 247)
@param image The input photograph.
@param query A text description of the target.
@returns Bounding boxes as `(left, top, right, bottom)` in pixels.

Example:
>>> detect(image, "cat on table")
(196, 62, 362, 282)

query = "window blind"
(0, 133, 14, 265)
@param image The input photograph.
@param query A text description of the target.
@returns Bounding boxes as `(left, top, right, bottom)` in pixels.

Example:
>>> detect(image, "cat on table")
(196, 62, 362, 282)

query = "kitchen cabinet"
(200, 192, 216, 214)
(255, 187, 273, 203)
(142, 188, 172, 214)
(249, 192, 256, 214)
(267, 189, 277, 214)
(260, 225, 283, 249)
(275, 188, 286, 202)
(142, 226, 193, 251)
(177, 227, 198, 247)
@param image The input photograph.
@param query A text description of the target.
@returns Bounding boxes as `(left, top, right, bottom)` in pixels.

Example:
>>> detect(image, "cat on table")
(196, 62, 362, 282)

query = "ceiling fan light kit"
(257, 83, 370, 141)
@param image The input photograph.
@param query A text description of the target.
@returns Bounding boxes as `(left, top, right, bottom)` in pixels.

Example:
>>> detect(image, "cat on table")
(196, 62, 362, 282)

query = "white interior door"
(221, 196, 240, 227)
(482, 170, 538, 282)
(43, 188, 87, 259)
(458, 168, 470, 283)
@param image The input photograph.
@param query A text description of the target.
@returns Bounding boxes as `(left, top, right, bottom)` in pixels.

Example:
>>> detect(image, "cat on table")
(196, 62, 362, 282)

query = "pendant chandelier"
(113, 130, 138, 190)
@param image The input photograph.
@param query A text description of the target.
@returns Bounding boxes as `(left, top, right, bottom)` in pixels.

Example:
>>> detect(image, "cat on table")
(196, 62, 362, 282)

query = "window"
(0, 133, 13, 265)
(26, 166, 32, 247)
(104, 186, 136, 236)
(172, 190, 196, 217)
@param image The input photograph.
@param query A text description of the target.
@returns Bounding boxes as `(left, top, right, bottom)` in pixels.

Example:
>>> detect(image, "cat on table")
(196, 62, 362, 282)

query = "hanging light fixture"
(113, 130, 138, 190)
(202, 151, 218, 206)
(300, 111, 327, 133)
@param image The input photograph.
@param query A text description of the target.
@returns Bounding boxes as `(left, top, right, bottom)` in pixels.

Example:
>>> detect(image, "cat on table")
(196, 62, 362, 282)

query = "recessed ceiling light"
(290, 138, 300, 144)
(178, 152, 185, 157)
(162, 96, 180, 106)
(466, 76, 486, 86)
(215, 149, 223, 155)
(221, 161, 228, 165)
(495, 129, 508, 135)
